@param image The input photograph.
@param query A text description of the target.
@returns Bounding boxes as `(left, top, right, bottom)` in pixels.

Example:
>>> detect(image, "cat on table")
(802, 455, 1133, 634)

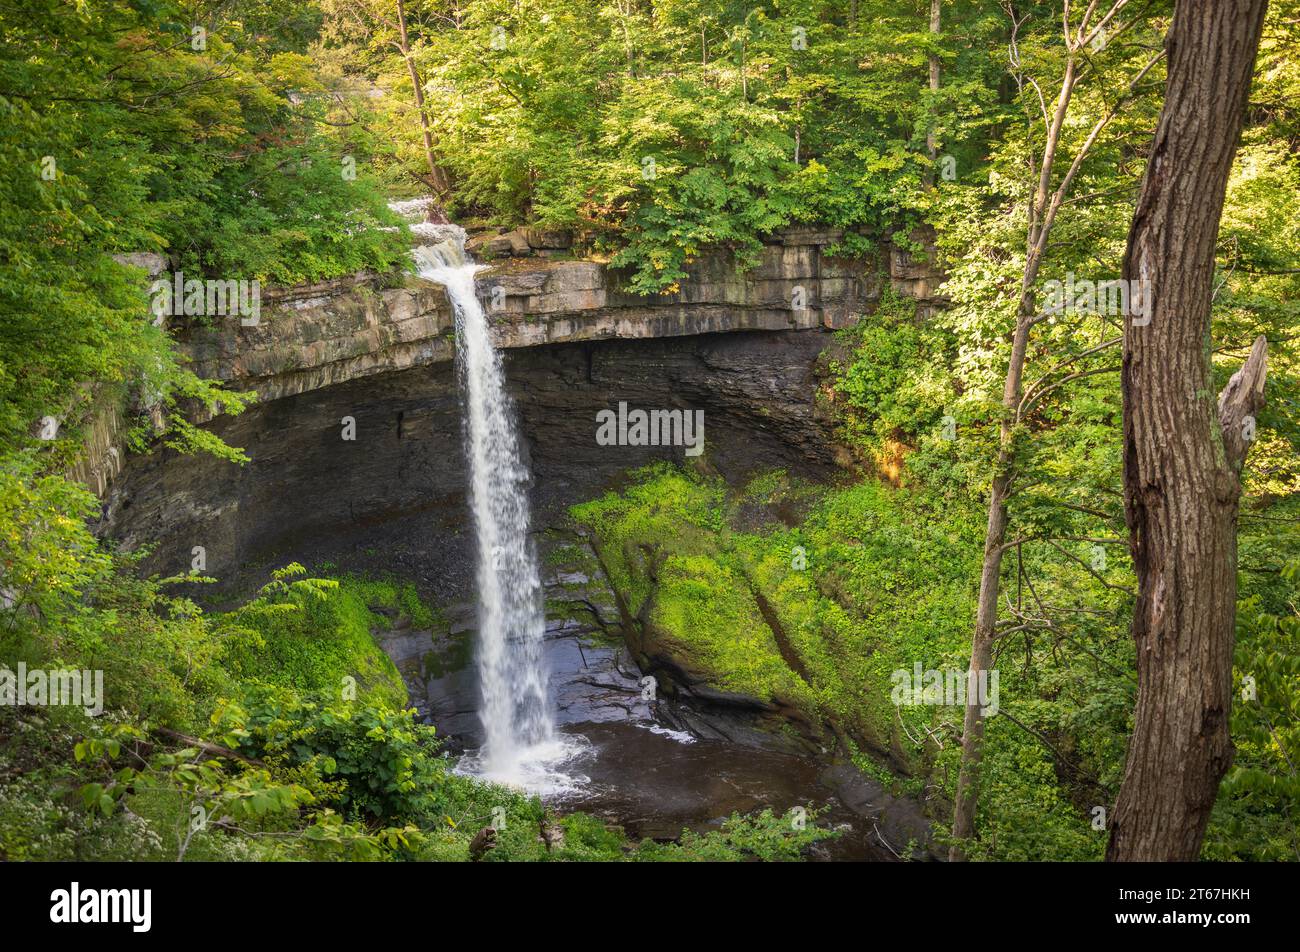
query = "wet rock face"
(100, 229, 943, 584)
(514, 328, 838, 517)
(72, 231, 943, 513)
(100, 357, 466, 586)
(100, 329, 838, 589)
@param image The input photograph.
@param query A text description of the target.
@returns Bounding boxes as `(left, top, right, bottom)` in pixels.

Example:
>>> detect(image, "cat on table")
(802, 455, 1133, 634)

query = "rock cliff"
(176, 228, 941, 407)
(97, 229, 943, 590)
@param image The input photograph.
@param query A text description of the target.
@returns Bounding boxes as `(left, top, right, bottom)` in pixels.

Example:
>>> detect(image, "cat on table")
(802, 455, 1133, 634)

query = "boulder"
(523, 227, 573, 250)
(504, 229, 533, 256)
(465, 232, 498, 258)
(112, 252, 170, 277)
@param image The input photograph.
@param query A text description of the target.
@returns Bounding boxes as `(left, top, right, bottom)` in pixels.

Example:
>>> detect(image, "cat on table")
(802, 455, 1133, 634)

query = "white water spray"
(413, 232, 581, 793)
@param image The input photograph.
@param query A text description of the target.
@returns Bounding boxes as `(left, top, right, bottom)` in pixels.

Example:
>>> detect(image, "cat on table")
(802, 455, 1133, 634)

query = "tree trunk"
(949, 304, 1032, 857)
(395, 0, 450, 214)
(948, 42, 1081, 859)
(1106, 0, 1269, 862)
(926, 0, 941, 169)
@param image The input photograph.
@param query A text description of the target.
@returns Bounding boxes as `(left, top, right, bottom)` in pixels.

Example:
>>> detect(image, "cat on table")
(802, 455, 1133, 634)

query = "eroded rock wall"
(173, 229, 941, 410)
(101, 330, 838, 594)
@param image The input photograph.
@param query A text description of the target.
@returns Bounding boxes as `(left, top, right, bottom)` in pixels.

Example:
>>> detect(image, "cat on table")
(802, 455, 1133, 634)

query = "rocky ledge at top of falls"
(173, 227, 945, 411)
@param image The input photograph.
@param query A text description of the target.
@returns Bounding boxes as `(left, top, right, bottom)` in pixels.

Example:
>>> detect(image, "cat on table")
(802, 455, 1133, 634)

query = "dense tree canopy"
(0, 0, 1296, 864)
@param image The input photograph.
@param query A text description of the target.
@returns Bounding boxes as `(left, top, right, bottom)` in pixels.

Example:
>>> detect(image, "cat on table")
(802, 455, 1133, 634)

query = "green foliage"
(573, 465, 984, 744)
(0, 0, 408, 468)
(573, 463, 1143, 860)
(826, 290, 975, 491)
(0, 542, 837, 862)
(3, 0, 1298, 866)
(342, 576, 440, 630)
(1206, 551, 1300, 860)
(193, 137, 411, 285)
(335, 0, 1008, 291)
(220, 566, 407, 710)
(631, 808, 836, 862)
(600, 75, 798, 293)
(573, 465, 800, 703)
(213, 687, 444, 822)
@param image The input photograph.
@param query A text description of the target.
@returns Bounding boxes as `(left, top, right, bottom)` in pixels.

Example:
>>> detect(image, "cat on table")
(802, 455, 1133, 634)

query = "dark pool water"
(377, 589, 931, 862)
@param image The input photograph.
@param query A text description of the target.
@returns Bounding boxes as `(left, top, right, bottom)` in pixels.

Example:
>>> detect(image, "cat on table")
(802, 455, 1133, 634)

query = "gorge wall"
(177, 226, 942, 407)
(97, 230, 943, 596)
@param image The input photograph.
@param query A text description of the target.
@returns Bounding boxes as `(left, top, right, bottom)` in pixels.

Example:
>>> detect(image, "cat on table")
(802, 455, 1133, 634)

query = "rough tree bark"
(1106, 0, 1270, 862)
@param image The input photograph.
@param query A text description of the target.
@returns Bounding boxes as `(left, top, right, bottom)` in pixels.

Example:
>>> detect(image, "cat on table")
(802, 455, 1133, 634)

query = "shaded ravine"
(373, 562, 937, 862)
(98, 201, 937, 860)
(369, 207, 935, 861)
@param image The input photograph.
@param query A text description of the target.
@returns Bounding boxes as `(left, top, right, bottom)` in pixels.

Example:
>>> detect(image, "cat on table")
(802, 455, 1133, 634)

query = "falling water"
(412, 233, 582, 793)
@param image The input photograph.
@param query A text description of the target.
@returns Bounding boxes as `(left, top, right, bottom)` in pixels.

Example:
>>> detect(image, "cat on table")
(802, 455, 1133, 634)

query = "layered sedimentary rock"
(175, 229, 942, 408)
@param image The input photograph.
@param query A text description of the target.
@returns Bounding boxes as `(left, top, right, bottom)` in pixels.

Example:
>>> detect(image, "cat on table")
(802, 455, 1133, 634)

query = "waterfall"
(413, 233, 579, 793)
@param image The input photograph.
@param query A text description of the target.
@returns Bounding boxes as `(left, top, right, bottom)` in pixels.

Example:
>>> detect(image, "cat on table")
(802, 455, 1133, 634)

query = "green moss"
(569, 464, 1168, 860)
(339, 576, 442, 631)
(571, 465, 981, 742)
